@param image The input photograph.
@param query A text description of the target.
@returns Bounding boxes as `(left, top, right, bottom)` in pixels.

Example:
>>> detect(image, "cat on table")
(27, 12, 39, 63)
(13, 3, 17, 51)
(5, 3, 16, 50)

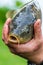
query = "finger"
(34, 19, 42, 39)
(2, 25, 8, 44)
(7, 43, 27, 53)
(4, 25, 8, 44)
(4, 18, 12, 43)
(2, 18, 11, 44)
(7, 38, 41, 54)
(7, 40, 36, 53)
(5, 18, 11, 25)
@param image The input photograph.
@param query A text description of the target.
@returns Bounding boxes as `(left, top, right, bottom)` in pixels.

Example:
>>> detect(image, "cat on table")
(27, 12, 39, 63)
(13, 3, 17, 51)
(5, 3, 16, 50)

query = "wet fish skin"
(8, 1, 42, 44)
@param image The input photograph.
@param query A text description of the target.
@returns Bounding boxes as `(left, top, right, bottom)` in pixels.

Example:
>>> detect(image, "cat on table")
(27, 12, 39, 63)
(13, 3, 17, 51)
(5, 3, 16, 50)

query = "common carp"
(8, 0, 42, 44)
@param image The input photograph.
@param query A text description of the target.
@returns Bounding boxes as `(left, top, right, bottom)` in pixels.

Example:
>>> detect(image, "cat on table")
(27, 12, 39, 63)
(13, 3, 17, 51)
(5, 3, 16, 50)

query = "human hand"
(2, 18, 11, 44)
(2, 18, 43, 64)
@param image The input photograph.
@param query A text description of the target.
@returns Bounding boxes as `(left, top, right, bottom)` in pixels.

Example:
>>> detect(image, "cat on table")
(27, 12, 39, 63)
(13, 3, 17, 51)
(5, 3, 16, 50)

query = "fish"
(6, 10, 17, 19)
(8, 1, 42, 44)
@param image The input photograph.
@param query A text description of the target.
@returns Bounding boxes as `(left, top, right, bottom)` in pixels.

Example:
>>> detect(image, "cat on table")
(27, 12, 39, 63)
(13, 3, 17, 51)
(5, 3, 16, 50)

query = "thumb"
(34, 19, 42, 39)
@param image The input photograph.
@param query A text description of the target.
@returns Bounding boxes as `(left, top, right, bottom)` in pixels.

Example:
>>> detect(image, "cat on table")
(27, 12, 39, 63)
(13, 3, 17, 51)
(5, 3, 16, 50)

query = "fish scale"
(8, 0, 42, 44)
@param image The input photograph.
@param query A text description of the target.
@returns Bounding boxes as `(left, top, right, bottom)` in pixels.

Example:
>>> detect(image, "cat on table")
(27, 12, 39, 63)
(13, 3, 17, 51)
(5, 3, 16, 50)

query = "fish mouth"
(8, 34, 20, 44)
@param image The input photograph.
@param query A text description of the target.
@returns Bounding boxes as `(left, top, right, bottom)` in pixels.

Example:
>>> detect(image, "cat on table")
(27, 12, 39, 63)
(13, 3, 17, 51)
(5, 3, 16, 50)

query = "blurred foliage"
(0, 7, 9, 22)
(15, 1, 23, 8)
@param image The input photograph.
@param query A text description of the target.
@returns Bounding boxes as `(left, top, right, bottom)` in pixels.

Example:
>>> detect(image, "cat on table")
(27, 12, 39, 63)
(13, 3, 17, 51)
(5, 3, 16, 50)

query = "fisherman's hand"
(2, 19, 43, 64)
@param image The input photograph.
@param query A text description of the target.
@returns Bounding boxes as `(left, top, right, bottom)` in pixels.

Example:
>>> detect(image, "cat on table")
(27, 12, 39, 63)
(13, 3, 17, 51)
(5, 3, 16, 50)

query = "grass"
(0, 21, 27, 65)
